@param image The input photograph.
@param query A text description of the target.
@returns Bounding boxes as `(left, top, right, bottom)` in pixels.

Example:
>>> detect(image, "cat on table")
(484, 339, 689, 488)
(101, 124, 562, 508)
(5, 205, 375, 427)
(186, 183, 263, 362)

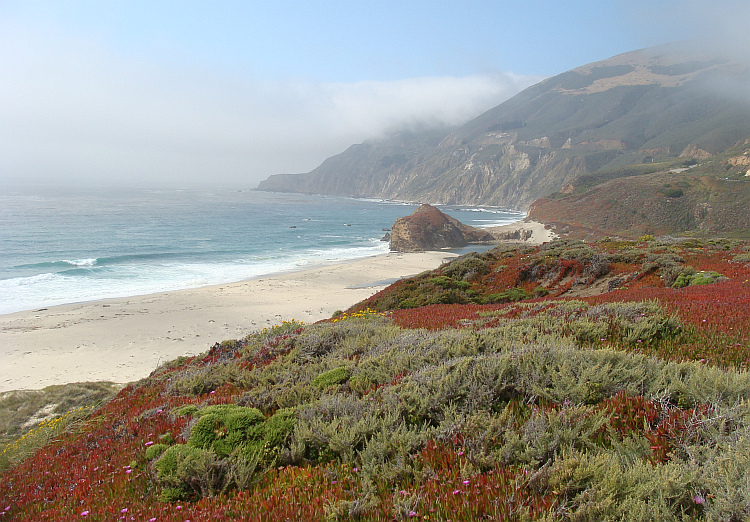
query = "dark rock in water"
(389, 204, 495, 252)
(380, 232, 391, 242)
(289, 225, 297, 228)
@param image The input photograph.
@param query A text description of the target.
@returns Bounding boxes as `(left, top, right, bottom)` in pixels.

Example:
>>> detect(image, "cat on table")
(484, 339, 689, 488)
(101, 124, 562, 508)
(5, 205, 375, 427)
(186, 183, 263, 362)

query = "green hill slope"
(528, 140, 750, 239)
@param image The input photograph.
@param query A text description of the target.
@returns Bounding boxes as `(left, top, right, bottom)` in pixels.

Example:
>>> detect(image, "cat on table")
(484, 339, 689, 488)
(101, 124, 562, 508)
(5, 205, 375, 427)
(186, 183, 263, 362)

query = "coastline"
(0, 251, 455, 392)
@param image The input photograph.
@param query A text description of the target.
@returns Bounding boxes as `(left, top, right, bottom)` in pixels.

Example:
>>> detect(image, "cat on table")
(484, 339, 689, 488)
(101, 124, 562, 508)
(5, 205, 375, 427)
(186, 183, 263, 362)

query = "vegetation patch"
(1, 239, 749, 520)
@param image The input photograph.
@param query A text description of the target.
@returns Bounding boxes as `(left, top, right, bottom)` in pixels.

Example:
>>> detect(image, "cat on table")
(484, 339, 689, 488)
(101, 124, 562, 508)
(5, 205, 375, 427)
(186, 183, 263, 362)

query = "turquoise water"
(0, 187, 523, 314)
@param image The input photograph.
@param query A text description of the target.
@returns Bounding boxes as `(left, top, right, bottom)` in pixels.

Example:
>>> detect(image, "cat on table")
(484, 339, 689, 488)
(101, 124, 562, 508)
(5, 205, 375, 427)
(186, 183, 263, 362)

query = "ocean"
(0, 187, 524, 315)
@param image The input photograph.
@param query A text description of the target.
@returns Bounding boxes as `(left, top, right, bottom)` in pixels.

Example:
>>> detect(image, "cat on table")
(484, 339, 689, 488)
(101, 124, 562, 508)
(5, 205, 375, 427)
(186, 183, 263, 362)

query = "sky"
(0, 0, 747, 189)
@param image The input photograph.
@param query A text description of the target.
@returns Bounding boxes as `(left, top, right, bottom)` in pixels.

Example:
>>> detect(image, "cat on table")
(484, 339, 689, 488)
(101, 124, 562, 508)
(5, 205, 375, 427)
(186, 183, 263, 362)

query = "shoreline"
(0, 218, 555, 393)
(0, 251, 456, 392)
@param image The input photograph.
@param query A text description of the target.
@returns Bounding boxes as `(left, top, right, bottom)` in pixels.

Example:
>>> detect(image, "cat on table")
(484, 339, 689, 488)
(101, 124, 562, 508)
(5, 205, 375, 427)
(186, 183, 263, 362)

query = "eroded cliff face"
(258, 134, 590, 210)
(389, 204, 495, 252)
(383, 139, 588, 208)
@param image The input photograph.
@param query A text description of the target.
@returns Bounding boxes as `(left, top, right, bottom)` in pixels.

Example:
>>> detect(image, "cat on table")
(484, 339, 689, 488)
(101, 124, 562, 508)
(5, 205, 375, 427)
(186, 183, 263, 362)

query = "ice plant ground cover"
(1, 237, 750, 520)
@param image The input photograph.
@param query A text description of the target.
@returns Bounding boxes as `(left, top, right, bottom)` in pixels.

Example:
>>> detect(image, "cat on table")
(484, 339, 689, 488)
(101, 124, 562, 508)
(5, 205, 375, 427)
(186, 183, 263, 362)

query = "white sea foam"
(0, 241, 391, 315)
(62, 258, 98, 267)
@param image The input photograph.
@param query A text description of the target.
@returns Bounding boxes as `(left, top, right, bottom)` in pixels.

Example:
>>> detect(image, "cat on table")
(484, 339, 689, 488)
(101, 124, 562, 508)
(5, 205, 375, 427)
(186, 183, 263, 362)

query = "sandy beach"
(0, 251, 455, 392)
(485, 218, 558, 244)
(0, 218, 555, 393)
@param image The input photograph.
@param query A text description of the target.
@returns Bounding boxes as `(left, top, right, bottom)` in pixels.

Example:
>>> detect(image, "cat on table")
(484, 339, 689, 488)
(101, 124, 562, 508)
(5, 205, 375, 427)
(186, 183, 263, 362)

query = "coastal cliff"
(257, 43, 750, 211)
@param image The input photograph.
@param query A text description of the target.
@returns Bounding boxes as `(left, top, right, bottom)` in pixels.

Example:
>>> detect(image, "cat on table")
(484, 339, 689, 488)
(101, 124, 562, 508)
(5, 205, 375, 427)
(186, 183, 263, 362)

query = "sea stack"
(389, 204, 495, 252)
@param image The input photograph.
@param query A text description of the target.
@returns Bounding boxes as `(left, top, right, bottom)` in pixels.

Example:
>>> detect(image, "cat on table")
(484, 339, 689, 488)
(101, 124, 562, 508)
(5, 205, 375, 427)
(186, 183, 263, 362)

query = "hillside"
(3, 237, 750, 520)
(258, 43, 750, 210)
(528, 140, 750, 240)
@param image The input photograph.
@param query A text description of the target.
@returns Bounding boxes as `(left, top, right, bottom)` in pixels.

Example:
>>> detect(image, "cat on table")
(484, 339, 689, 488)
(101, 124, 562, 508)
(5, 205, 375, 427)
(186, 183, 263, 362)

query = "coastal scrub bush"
(148, 403, 299, 499)
(673, 270, 726, 288)
(166, 361, 245, 396)
(641, 252, 686, 285)
(481, 287, 531, 304)
(312, 366, 351, 388)
(145, 443, 170, 461)
(153, 444, 227, 500)
(661, 187, 684, 198)
(428, 275, 470, 290)
(186, 406, 265, 457)
(441, 251, 494, 281)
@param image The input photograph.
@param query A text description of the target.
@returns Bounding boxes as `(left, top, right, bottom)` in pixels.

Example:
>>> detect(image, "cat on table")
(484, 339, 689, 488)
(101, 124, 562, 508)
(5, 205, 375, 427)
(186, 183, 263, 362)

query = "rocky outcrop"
(492, 228, 533, 241)
(389, 204, 495, 252)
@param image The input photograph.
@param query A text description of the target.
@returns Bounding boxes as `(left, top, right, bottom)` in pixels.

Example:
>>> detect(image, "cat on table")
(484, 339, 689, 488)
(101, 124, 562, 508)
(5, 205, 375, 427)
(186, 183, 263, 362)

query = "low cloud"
(0, 21, 540, 188)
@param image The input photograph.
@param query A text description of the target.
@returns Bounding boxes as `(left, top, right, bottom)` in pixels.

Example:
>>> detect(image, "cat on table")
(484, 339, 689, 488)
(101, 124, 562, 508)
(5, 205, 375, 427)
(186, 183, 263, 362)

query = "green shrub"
(673, 270, 726, 288)
(672, 268, 697, 288)
(482, 287, 530, 304)
(153, 443, 206, 480)
(187, 414, 225, 453)
(196, 404, 243, 417)
(312, 366, 351, 388)
(145, 443, 170, 461)
(153, 444, 228, 500)
(173, 404, 198, 417)
(185, 406, 265, 458)
(149, 404, 298, 500)
(159, 432, 175, 445)
(224, 409, 265, 433)
(662, 188, 684, 198)
(441, 252, 493, 280)
(397, 299, 418, 309)
(428, 275, 454, 288)
(262, 408, 297, 448)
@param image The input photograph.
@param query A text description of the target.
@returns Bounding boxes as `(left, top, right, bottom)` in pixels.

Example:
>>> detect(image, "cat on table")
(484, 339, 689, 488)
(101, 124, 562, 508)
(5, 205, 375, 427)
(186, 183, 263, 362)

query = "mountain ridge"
(257, 43, 750, 212)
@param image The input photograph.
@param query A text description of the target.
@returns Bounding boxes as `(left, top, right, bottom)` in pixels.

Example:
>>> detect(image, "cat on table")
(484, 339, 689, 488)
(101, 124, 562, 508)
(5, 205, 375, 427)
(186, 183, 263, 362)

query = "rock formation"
(389, 204, 495, 252)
